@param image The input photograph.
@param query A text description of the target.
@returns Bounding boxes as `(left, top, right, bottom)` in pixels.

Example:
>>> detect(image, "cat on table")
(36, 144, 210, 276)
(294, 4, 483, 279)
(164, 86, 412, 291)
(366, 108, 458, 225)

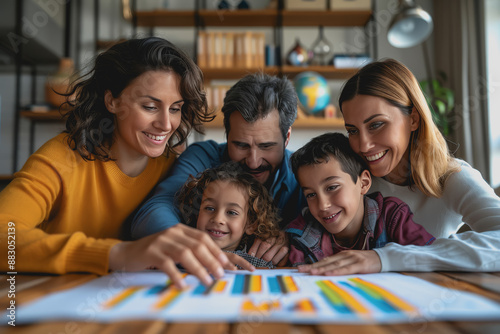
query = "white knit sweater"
(371, 159, 500, 272)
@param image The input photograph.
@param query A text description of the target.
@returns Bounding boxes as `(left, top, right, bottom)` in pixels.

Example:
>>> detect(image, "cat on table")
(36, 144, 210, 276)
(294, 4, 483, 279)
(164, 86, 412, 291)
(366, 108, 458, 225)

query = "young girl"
(177, 161, 282, 268)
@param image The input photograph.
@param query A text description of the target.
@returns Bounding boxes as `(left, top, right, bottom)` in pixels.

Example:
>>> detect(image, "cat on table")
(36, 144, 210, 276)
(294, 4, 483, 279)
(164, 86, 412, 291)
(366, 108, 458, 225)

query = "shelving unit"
(16, 4, 371, 156)
(133, 6, 373, 130)
(20, 110, 66, 154)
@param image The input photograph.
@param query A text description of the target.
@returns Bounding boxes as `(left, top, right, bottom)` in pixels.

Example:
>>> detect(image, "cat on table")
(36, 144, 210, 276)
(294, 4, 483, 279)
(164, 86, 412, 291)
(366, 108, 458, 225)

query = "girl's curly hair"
(176, 161, 281, 248)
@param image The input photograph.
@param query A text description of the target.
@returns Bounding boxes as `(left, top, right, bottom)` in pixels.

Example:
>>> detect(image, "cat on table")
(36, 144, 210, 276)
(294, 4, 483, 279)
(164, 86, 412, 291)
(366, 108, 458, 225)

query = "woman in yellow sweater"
(0, 37, 251, 288)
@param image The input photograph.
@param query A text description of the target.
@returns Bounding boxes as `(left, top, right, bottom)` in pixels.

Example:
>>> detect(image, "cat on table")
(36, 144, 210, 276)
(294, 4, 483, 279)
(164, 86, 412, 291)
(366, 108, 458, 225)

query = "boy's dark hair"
(290, 132, 369, 183)
(221, 72, 297, 141)
(176, 161, 281, 244)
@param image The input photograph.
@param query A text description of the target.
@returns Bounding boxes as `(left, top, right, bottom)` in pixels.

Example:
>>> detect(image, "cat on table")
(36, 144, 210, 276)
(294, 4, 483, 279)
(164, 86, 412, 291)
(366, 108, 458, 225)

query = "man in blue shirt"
(131, 73, 305, 265)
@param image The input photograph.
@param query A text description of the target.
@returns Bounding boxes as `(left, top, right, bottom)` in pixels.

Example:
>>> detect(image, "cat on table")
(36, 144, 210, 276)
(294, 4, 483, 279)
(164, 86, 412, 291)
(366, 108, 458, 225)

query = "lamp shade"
(388, 4, 433, 48)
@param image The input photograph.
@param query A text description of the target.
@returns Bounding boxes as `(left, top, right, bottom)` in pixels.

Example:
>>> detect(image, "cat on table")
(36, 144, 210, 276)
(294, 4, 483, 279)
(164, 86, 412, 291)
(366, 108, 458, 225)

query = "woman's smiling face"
(342, 94, 419, 184)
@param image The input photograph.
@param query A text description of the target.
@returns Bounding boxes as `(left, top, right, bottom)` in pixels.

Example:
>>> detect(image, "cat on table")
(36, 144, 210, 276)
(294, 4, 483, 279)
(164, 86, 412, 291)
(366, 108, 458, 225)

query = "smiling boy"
(287, 132, 435, 267)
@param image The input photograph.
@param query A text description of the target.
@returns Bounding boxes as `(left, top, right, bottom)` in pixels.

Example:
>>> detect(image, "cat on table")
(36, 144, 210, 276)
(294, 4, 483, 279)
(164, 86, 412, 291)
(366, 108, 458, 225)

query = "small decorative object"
(217, 0, 230, 10)
(310, 26, 332, 66)
(324, 104, 338, 119)
(331, 53, 372, 68)
(294, 71, 331, 115)
(286, 38, 309, 67)
(237, 0, 250, 9)
(45, 58, 76, 109)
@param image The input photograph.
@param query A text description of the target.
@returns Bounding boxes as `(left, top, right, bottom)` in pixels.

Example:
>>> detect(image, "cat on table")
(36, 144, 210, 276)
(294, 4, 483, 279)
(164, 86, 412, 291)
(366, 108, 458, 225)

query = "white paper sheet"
(13, 270, 500, 324)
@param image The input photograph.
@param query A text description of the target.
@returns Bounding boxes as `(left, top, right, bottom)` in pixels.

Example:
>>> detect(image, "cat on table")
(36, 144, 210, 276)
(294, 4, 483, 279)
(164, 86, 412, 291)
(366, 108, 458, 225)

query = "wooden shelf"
(20, 110, 66, 121)
(282, 66, 358, 79)
(198, 9, 278, 27)
(201, 66, 358, 80)
(135, 10, 195, 27)
(134, 9, 371, 27)
(203, 112, 344, 129)
(281, 10, 372, 26)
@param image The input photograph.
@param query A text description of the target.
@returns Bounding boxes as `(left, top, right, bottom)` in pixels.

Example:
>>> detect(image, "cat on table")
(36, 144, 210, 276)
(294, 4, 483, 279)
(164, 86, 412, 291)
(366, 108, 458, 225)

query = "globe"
(293, 71, 331, 115)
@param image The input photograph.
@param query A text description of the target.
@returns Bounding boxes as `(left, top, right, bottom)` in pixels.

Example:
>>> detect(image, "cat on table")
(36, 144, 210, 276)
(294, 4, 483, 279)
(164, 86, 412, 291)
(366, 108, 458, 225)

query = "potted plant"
(419, 71, 455, 137)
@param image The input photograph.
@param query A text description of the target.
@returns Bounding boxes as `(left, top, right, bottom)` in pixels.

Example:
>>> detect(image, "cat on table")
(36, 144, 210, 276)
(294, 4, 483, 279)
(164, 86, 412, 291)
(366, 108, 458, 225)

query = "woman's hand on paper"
(297, 250, 381, 276)
(109, 224, 255, 288)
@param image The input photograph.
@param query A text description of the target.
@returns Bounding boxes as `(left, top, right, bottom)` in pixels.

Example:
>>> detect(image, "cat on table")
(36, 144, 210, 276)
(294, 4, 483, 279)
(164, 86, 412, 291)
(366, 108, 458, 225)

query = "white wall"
(0, 0, 434, 175)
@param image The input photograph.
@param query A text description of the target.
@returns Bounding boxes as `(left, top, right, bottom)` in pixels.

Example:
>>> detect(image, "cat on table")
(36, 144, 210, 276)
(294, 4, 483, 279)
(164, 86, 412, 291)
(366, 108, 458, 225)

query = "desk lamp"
(387, 0, 433, 48)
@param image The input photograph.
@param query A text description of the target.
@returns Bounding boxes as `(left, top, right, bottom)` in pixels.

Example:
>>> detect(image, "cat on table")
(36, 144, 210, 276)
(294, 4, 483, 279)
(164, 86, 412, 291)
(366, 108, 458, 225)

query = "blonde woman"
(299, 58, 500, 276)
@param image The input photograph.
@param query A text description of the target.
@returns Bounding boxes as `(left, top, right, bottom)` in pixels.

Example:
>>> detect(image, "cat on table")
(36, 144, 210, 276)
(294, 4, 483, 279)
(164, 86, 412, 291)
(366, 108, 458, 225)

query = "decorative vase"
(217, 0, 230, 9)
(286, 38, 309, 67)
(310, 26, 332, 66)
(45, 58, 75, 109)
(237, 0, 250, 9)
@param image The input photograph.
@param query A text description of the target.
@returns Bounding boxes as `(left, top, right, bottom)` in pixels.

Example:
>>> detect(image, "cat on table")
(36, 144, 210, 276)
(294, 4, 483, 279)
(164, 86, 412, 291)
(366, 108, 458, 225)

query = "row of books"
(197, 31, 266, 69)
(205, 84, 232, 110)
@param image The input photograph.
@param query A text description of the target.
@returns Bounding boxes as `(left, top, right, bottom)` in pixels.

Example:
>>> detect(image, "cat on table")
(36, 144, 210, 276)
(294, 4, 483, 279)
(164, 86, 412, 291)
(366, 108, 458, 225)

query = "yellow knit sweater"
(0, 133, 174, 275)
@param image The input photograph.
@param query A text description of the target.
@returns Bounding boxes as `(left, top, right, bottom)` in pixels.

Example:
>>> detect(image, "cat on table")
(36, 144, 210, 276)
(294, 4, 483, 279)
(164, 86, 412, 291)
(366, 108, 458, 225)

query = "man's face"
(227, 109, 290, 188)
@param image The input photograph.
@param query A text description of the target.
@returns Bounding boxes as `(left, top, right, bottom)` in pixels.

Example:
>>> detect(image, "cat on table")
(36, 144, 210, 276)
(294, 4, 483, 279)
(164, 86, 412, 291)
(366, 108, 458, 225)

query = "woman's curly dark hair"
(62, 37, 212, 160)
(176, 161, 281, 247)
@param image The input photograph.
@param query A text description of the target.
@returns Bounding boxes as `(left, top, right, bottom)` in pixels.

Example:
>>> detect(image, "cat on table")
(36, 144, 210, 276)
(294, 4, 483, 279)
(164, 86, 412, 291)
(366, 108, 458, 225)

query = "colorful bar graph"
(316, 281, 352, 314)
(232, 275, 264, 294)
(103, 286, 142, 309)
(348, 277, 417, 313)
(317, 280, 371, 316)
(153, 286, 182, 310)
(192, 280, 228, 295)
(272, 275, 299, 294)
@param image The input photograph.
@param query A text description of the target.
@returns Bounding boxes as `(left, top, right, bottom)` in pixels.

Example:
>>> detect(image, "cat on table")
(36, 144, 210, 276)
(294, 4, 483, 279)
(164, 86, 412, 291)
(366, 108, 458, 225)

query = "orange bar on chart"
(213, 280, 227, 293)
(295, 299, 315, 312)
(283, 276, 299, 292)
(153, 287, 182, 310)
(103, 286, 142, 309)
(249, 275, 262, 293)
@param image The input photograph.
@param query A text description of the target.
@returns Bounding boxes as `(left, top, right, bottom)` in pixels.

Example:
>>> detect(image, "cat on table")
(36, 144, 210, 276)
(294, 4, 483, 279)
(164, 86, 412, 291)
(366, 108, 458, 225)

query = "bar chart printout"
(14, 270, 500, 324)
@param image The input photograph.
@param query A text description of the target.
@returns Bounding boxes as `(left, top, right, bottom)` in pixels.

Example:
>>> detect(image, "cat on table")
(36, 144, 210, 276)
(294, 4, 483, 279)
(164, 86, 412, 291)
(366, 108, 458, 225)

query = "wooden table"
(2, 272, 500, 333)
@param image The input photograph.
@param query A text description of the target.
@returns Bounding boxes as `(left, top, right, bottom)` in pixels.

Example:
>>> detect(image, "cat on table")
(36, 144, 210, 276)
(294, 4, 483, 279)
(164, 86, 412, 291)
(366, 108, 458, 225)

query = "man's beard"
(241, 163, 274, 189)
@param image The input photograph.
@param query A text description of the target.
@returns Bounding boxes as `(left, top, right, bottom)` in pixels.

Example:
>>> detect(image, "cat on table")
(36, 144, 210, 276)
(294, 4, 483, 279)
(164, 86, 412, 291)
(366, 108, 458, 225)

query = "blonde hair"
(176, 161, 281, 247)
(339, 58, 459, 197)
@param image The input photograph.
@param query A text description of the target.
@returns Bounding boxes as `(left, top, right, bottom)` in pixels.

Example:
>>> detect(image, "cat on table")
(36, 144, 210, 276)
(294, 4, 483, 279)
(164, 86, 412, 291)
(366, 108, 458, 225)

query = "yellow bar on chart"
(213, 280, 227, 293)
(103, 286, 142, 309)
(250, 275, 262, 293)
(295, 299, 315, 312)
(283, 276, 299, 292)
(350, 277, 416, 312)
(241, 299, 280, 313)
(241, 299, 257, 312)
(153, 287, 182, 310)
(323, 280, 370, 315)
